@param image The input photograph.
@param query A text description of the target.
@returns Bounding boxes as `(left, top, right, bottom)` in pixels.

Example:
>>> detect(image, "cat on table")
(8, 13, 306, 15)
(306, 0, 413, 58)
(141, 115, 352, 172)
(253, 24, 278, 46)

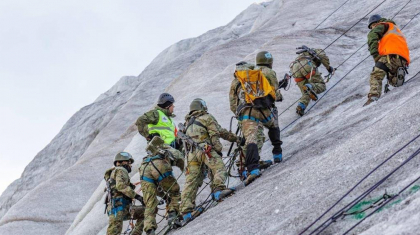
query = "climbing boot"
(273, 153, 283, 163)
(212, 188, 234, 202)
(363, 95, 379, 107)
(146, 229, 156, 235)
(191, 206, 204, 218)
(167, 211, 182, 228)
(182, 212, 193, 226)
(296, 102, 306, 116)
(244, 169, 260, 186)
(240, 170, 248, 181)
(303, 84, 318, 101)
(259, 160, 273, 169)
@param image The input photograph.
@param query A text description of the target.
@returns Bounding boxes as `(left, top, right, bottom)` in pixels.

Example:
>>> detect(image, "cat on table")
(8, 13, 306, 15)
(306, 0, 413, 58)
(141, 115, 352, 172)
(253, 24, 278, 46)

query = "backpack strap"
(186, 116, 207, 133)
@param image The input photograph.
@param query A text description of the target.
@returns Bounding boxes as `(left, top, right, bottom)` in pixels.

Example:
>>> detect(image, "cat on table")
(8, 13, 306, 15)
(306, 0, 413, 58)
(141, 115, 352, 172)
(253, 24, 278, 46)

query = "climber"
(289, 45, 335, 116)
(135, 93, 180, 149)
(229, 51, 287, 186)
(104, 152, 145, 235)
(139, 136, 185, 235)
(364, 14, 410, 106)
(179, 98, 242, 224)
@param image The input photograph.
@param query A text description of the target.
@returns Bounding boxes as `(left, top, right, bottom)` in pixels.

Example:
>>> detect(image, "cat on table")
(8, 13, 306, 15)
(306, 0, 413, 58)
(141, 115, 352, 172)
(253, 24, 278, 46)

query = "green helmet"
(146, 136, 166, 156)
(256, 51, 273, 65)
(114, 152, 134, 165)
(189, 98, 208, 112)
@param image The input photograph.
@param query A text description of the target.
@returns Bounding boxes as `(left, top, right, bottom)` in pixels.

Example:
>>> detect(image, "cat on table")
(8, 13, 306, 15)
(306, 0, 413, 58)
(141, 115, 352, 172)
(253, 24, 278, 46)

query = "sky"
(0, 0, 259, 195)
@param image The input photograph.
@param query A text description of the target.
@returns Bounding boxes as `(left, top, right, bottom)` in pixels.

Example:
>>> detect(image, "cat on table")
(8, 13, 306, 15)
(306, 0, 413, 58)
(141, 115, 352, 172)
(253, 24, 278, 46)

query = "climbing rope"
(262, 1, 390, 140)
(277, 7, 419, 134)
(339, 192, 393, 218)
(299, 133, 420, 234)
(156, 140, 235, 234)
(157, 2, 419, 233)
(343, 173, 420, 234)
(276, 0, 419, 124)
(314, 0, 352, 30)
(312, 145, 420, 235)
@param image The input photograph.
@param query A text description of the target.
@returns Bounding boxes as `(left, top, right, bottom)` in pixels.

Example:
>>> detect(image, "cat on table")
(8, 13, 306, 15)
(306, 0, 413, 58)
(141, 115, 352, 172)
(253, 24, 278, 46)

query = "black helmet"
(157, 93, 175, 108)
(368, 14, 382, 29)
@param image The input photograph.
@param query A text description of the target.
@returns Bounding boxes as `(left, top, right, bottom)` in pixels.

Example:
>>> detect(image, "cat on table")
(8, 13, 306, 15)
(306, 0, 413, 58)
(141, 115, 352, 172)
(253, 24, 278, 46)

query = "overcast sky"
(0, 0, 258, 195)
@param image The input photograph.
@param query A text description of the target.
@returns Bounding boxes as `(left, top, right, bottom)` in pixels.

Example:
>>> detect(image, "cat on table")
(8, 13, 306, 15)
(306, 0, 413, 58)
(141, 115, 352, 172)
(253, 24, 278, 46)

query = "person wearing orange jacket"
(364, 14, 410, 106)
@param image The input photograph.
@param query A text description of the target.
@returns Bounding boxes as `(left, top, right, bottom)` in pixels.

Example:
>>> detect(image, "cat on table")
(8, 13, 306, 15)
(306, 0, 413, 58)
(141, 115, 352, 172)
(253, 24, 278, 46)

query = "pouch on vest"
(375, 59, 407, 88)
(290, 56, 317, 81)
(234, 69, 276, 109)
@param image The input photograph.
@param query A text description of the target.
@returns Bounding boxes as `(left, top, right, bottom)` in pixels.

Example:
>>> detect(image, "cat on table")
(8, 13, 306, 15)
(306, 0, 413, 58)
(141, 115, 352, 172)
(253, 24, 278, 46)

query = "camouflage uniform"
(135, 106, 177, 145)
(292, 49, 330, 108)
(180, 110, 238, 214)
(139, 142, 184, 232)
(229, 65, 283, 172)
(367, 18, 408, 98)
(105, 167, 145, 235)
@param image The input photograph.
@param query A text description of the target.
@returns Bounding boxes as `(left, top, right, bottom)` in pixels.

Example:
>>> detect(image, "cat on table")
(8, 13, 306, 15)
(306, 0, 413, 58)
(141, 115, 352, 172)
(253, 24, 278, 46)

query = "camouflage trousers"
(296, 72, 326, 107)
(369, 55, 407, 98)
(107, 204, 144, 235)
(180, 149, 226, 214)
(139, 159, 181, 232)
(240, 107, 282, 171)
(240, 107, 281, 153)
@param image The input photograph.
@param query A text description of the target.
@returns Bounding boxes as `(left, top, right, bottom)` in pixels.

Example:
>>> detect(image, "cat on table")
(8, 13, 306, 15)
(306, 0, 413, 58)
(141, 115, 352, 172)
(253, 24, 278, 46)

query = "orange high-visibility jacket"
(378, 22, 410, 64)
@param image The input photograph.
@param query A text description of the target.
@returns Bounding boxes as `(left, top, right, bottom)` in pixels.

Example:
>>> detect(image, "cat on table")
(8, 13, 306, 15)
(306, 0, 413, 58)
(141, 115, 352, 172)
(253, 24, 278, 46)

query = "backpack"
(290, 56, 317, 79)
(234, 62, 276, 109)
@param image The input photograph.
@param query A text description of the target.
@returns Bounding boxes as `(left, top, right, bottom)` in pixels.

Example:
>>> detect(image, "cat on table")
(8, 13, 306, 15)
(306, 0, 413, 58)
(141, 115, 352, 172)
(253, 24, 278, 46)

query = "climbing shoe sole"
(303, 85, 318, 101)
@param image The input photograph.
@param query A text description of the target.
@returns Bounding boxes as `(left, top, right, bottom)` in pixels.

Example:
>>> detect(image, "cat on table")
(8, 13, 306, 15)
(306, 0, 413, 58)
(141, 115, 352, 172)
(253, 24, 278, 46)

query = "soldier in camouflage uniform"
(104, 152, 145, 235)
(139, 137, 184, 235)
(229, 51, 286, 186)
(289, 46, 335, 116)
(136, 93, 179, 149)
(364, 14, 410, 106)
(180, 98, 240, 223)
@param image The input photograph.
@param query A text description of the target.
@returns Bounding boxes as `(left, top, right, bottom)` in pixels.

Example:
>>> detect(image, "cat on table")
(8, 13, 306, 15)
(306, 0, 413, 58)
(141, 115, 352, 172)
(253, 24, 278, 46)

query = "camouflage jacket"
(184, 110, 238, 152)
(296, 48, 331, 70)
(135, 106, 175, 139)
(104, 166, 136, 200)
(229, 65, 282, 114)
(367, 18, 396, 61)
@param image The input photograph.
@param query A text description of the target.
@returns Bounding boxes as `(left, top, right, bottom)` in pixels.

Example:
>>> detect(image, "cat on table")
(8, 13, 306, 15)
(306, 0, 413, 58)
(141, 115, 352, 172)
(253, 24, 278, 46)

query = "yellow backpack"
(234, 68, 276, 108)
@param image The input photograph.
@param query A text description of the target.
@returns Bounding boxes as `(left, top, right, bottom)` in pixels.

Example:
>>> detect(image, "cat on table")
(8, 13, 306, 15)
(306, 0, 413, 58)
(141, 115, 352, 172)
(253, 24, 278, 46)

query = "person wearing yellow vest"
(364, 14, 410, 106)
(135, 93, 179, 149)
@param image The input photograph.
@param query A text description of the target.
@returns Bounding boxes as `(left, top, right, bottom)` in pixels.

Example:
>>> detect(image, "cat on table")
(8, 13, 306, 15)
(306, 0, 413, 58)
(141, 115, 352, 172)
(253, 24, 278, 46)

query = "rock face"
(1, 0, 420, 234)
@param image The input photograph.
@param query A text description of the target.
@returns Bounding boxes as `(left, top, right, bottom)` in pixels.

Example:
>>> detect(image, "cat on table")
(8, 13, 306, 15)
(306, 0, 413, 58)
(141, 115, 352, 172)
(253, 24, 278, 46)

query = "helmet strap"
(122, 163, 132, 173)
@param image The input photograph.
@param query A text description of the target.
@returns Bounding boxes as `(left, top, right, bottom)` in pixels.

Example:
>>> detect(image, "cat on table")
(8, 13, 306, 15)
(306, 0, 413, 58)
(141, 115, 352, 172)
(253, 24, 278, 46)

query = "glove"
(278, 77, 288, 89)
(135, 194, 145, 206)
(237, 137, 246, 146)
(327, 66, 335, 74)
(146, 133, 160, 141)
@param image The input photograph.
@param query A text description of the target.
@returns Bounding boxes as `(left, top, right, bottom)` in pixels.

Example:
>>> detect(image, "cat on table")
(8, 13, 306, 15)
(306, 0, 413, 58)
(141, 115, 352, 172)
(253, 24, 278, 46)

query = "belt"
(141, 171, 173, 184)
(294, 77, 306, 83)
(238, 112, 274, 124)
